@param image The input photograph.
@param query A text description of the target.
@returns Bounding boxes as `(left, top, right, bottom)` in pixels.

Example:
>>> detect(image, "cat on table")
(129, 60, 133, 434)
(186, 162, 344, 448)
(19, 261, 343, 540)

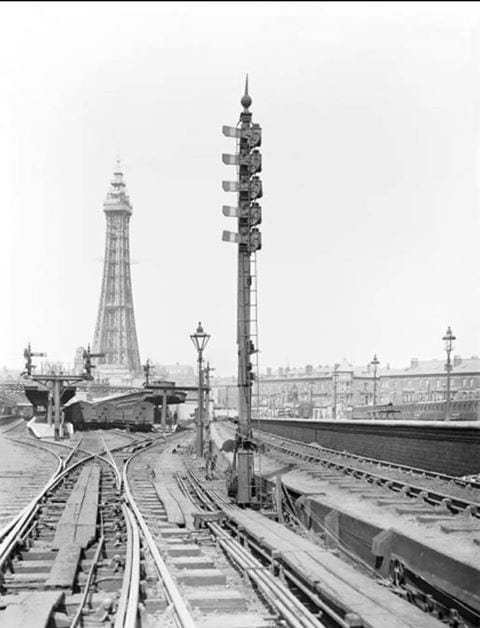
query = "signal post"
(22, 344, 103, 440)
(222, 77, 263, 505)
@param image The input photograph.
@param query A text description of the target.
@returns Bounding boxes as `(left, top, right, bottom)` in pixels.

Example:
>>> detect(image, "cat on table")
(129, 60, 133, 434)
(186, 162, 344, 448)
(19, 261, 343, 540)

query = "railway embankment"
(211, 421, 480, 626)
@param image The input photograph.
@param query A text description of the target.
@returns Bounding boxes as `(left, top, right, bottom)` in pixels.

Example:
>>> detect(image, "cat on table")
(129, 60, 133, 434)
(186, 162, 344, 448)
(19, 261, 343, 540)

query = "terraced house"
(224, 355, 480, 419)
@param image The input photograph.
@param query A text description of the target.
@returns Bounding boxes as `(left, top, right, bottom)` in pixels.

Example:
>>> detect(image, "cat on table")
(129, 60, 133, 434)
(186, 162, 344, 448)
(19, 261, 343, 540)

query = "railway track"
(253, 428, 480, 517)
(179, 465, 330, 628)
(122, 437, 285, 627)
(0, 452, 122, 625)
(0, 432, 68, 539)
(0, 428, 129, 542)
(0, 427, 465, 627)
(0, 417, 28, 435)
(121, 434, 446, 628)
(0, 430, 226, 626)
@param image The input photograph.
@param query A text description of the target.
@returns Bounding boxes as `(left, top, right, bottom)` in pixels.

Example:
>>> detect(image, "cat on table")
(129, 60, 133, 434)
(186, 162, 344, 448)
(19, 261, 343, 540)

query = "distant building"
(379, 356, 480, 404)
(151, 363, 196, 386)
(256, 360, 374, 419)
(212, 376, 238, 413)
(74, 347, 85, 375)
(245, 355, 480, 418)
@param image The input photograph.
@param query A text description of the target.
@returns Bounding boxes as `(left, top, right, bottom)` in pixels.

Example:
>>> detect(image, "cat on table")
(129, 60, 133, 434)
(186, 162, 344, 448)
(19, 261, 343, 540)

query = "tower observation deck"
(92, 164, 141, 376)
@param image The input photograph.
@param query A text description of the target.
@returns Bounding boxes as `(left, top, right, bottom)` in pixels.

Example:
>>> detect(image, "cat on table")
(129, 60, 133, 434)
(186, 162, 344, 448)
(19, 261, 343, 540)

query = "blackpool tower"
(92, 164, 142, 375)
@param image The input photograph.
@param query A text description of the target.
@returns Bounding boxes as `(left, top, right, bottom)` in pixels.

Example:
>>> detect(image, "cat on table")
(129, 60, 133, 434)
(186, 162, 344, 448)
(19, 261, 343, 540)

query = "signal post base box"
(237, 450, 254, 505)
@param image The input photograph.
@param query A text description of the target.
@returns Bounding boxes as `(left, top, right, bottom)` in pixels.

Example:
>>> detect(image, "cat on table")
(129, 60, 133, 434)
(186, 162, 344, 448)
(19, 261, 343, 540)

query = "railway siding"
(0, 430, 60, 534)
(212, 423, 480, 624)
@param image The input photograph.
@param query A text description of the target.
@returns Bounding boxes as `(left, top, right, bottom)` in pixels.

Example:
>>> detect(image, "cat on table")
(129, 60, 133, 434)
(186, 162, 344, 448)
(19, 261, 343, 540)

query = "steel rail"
(0, 441, 64, 544)
(221, 511, 353, 628)
(256, 429, 480, 489)
(124, 506, 140, 628)
(123, 446, 196, 628)
(54, 445, 130, 628)
(6, 435, 80, 470)
(185, 470, 366, 628)
(114, 504, 133, 628)
(0, 417, 26, 434)
(0, 449, 128, 628)
(219, 511, 356, 628)
(62, 437, 83, 468)
(256, 432, 480, 516)
(213, 523, 327, 628)
(0, 431, 180, 623)
(101, 435, 140, 628)
(182, 469, 332, 628)
(112, 428, 139, 442)
(0, 449, 104, 570)
(244, 430, 480, 628)
(70, 530, 105, 628)
(113, 504, 137, 628)
(19, 437, 137, 628)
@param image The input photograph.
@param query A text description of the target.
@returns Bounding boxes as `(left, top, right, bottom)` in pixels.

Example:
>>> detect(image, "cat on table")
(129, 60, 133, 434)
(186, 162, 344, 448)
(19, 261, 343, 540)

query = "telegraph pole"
(222, 77, 262, 505)
(204, 362, 215, 430)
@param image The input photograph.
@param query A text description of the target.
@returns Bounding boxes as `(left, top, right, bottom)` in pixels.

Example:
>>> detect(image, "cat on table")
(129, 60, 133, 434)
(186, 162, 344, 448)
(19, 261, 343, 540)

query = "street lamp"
(190, 322, 210, 456)
(371, 354, 380, 409)
(443, 326, 456, 420)
(143, 359, 151, 387)
(332, 363, 339, 419)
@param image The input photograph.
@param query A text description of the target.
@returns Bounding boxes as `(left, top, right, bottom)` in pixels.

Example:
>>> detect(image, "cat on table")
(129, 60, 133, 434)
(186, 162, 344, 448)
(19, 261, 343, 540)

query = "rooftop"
(258, 356, 480, 380)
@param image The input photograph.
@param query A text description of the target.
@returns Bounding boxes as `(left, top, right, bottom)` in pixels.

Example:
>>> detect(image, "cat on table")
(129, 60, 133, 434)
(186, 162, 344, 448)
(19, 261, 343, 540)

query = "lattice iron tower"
(92, 164, 142, 374)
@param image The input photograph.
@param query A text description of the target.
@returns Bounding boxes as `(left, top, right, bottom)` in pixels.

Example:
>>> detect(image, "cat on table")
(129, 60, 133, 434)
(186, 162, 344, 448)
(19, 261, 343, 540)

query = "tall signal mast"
(222, 77, 262, 505)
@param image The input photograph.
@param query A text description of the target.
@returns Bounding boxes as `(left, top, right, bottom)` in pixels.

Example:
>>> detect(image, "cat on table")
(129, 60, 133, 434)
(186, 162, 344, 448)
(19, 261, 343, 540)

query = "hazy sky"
(2, 1, 480, 376)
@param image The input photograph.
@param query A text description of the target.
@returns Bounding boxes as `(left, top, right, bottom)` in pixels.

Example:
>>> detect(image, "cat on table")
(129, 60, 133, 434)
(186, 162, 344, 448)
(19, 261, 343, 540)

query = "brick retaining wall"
(255, 419, 480, 476)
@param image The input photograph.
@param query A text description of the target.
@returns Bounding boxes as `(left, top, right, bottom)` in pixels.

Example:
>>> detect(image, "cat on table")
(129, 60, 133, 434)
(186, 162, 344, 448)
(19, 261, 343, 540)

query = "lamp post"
(190, 322, 210, 456)
(309, 381, 314, 418)
(332, 363, 339, 419)
(443, 326, 456, 420)
(371, 354, 380, 411)
(143, 359, 151, 387)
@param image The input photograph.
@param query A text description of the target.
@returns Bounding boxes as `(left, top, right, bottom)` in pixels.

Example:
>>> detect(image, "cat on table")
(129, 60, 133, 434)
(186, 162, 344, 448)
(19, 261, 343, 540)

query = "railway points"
(0, 421, 465, 628)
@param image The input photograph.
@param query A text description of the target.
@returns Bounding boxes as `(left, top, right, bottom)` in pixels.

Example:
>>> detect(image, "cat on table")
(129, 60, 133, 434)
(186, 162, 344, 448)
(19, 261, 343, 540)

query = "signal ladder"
(250, 251, 260, 421)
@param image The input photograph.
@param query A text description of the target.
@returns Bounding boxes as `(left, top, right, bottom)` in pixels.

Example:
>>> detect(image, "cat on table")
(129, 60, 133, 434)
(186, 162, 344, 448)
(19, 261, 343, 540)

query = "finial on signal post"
(241, 74, 252, 110)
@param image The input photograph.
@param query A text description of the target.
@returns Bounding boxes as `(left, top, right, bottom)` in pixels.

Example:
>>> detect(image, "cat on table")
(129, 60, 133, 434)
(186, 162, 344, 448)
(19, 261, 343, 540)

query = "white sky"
(2, 1, 480, 376)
